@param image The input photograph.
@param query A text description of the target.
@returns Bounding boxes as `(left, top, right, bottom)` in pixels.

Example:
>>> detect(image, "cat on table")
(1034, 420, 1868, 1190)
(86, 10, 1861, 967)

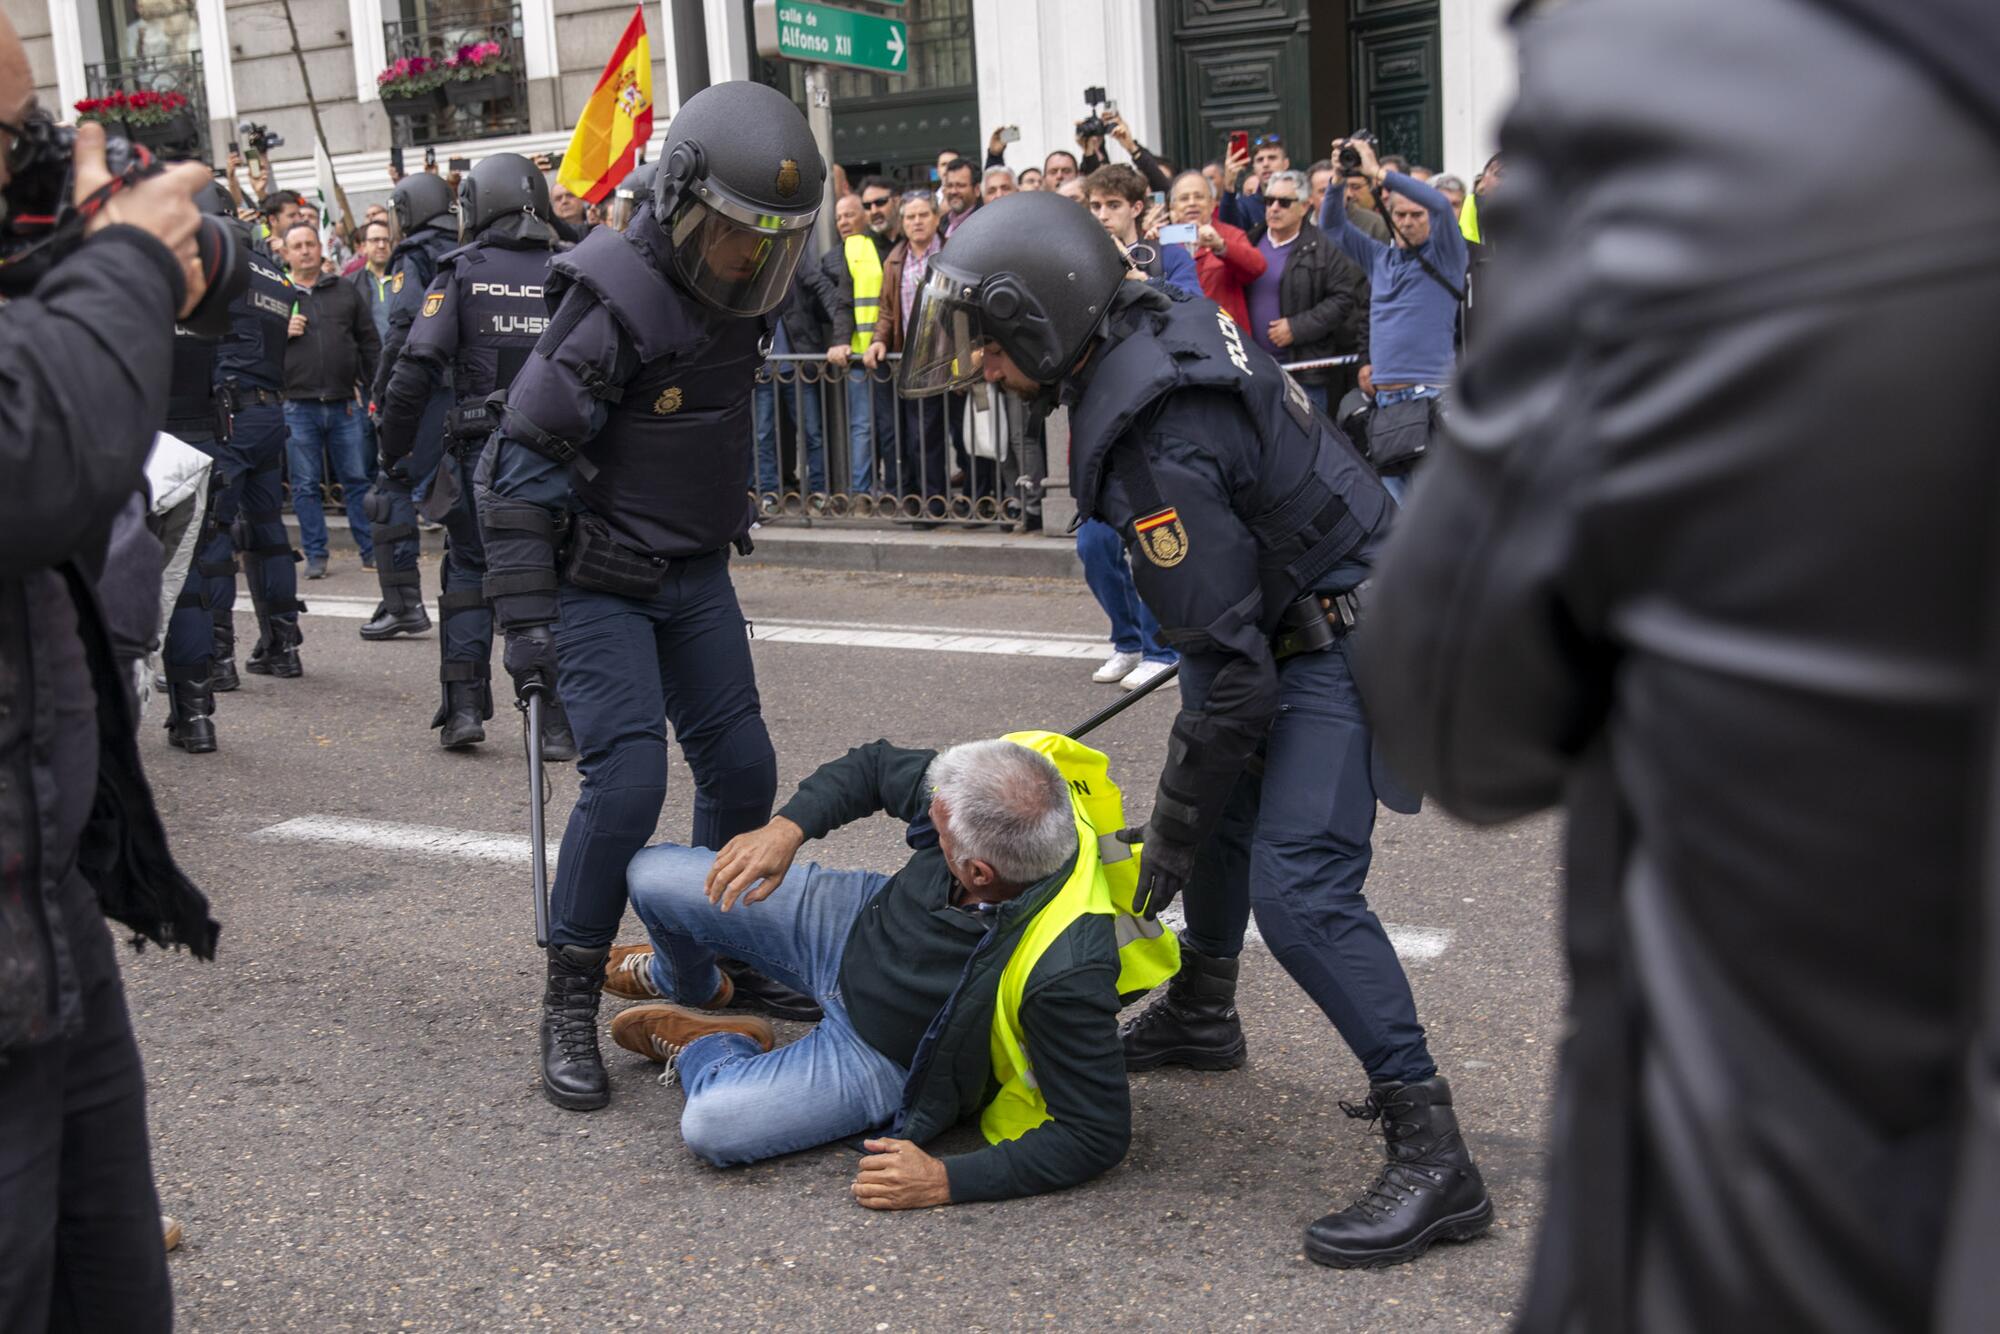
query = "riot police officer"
(207, 187, 307, 681)
(360, 171, 459, 642)
(378, 153, 576, 757)
(897, 191, 1491, 1267)
(477, 81, 825, 1112)
(159, 180, 241, 751)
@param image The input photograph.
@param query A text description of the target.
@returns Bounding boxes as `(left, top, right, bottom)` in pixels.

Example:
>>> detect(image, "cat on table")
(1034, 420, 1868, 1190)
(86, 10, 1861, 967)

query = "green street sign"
(757, 1, 910, 74)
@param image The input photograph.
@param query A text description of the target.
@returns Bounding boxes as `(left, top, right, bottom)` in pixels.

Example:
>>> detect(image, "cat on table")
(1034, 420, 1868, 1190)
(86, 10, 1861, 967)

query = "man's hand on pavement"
(853, 1139, 951, 1210)
(705, 816, 806, 911)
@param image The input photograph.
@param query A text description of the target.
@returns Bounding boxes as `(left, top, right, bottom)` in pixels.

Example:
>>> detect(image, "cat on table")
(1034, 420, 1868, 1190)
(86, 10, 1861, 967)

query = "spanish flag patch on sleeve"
(1135, 507, 1189, 568)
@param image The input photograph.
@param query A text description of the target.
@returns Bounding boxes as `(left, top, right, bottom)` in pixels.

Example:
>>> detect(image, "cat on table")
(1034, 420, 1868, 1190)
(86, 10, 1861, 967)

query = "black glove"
(503, 624, 560, 703)
(1118, 825, 1195, 920)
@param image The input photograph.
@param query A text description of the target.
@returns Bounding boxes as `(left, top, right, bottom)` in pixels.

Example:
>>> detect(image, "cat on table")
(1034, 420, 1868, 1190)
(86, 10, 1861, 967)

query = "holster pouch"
(447, 398, 497, 440)
(562, 511, 667, 599)
(1273, 589, 1361, 660)
(1365, 396, 1438, 475)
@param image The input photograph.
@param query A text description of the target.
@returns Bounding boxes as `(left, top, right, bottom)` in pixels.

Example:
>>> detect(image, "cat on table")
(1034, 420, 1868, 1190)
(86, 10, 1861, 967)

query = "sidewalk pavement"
(286, 515, 1083, 581)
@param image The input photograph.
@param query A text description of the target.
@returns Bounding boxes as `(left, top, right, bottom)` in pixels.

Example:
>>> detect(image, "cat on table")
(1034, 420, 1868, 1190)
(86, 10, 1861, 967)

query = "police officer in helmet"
(378, 153, 577, 758)
(477, 80, 825, 1112)
(360, 170, 460, 643)
(158, 179, 247, 751)
(899, 190, 1491, 1268)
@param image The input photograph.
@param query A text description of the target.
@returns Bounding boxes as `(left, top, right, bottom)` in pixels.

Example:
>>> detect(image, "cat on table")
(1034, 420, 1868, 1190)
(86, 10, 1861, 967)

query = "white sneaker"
(1093, 650, 1143, 684)
(1120, 659, 1175, 692)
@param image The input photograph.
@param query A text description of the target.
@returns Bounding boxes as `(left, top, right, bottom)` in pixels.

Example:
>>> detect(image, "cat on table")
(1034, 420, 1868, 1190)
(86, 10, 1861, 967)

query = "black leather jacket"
(1356, 0, 2000, 1329)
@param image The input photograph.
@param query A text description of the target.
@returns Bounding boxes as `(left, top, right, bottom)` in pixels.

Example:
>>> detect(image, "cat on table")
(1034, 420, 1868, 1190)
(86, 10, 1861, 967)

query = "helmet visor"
(665, 195, 811, 317)
(897, 268, 989, 398)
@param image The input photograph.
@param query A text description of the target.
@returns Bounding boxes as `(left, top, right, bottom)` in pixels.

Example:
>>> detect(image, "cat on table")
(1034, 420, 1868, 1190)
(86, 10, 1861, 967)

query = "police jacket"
(378, 229, 557, 466)
(475, 204, 766, 631)
(213, 246, 293, 393)
(0, 226, 219, 1054)
(280, 271, 380, 403)
(165, 326, 220, 442)
(1068, 281, 1391, 859)
(369, 224, 458, 406)
(1355, 0, 2000, 1328)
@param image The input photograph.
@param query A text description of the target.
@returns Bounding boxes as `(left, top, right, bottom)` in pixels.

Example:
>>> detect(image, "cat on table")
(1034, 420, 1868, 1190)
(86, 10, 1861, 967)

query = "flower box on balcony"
(128, 110, 200, 154)
(443, 72, 512, 107)
(382, 86, 447, 119)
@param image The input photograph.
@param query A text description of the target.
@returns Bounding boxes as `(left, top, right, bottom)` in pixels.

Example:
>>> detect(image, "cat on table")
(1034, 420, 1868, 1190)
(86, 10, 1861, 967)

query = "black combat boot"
(248, 615, 302, 678)
(1119, 945, 1247, 1071)
(540, 944, 611, 1110)
(1303, 1075, 1493, 1269)
(539, 694, 579, 764)
(165, 678, 217, 754)
(210, 616, 239, 692)
(716, 958, 823, 1023)
(436, 681, 487, 750)
(360, 587, 432, 641)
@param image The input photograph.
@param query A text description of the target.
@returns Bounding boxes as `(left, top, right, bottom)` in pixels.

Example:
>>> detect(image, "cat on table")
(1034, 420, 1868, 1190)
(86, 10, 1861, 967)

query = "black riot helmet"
(392, 170, 457, 236)
(607, 159, 658, 232)
(457, 152, 552, 238)
(897, 191, 1129, 398)
(652, 80, 824, 316)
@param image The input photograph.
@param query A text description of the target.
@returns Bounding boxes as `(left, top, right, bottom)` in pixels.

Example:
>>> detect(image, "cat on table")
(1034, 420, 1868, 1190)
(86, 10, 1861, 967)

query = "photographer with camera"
(0, 12, 224, 1325)
(1072, 91, 1174, 195)
(1320, 133, 1467, 501)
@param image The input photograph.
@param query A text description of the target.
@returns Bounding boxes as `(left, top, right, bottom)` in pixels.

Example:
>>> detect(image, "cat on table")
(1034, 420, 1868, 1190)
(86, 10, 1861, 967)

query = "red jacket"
(1192, 218, 1266, 329)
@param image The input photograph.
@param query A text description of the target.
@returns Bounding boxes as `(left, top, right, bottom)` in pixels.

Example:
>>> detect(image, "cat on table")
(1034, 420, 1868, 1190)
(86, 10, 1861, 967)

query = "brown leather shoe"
(603, 944, 734, 1007)
(610, 1004, 775, 1078)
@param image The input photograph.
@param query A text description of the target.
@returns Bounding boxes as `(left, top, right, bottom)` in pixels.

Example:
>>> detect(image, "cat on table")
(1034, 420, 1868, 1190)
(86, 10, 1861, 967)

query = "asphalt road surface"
(134, 555, 1564, 1332)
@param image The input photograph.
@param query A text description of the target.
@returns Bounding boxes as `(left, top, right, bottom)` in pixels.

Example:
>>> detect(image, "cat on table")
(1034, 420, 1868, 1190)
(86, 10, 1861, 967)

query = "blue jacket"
(1318, 171, 1466, 384)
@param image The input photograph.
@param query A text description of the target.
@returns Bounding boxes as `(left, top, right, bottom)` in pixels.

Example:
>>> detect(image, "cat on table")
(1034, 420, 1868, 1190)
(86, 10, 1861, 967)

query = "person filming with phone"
(1320, 133, 1467, 502)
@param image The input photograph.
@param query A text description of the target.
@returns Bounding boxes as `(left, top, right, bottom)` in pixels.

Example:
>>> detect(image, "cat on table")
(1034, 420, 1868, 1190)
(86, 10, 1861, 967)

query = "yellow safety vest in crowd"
(980, 730, 1181, 1146)
(845, 232, 884, 354)
(1460, 192, 1481, 244)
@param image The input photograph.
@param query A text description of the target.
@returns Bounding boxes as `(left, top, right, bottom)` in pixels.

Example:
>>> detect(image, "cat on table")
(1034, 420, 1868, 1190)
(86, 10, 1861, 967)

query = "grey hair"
(1170, 169, 1215, 200)
(927, 740, 1076, 886)
(1431, 173, 1467, 196)
(983, 165, 1015, 187)
(1265, 169, 1309, 197)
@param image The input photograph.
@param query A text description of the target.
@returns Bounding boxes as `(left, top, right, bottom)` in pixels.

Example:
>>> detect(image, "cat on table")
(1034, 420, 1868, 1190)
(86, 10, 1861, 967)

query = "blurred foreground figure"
(1358, 0, 2000, 1329)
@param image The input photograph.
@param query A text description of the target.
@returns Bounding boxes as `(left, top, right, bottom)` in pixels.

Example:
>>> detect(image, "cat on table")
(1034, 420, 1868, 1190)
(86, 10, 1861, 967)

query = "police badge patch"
(391, 270, 405, 294)
(1135, 507, 1189, 567)
(422, 292, 445, 318)
(653, 386, 684, 415)
(775, 159, 801, 199)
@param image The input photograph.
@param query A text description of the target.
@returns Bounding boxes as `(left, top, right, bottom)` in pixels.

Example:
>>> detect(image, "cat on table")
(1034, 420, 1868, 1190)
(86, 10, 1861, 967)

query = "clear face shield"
(897, 268, 991, 398)
(664, 193, 813, 317)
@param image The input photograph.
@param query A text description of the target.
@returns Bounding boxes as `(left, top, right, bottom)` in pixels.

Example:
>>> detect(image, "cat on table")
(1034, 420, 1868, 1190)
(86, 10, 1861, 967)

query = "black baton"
(1066, 663, 1180, 741)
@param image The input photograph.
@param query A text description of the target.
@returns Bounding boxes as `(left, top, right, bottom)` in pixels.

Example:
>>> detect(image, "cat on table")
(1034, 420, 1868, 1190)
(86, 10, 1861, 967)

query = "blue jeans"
(1176, 641, 1434, 1086)
(283, 399, 374, 561)
(549, 551, 777, 949)
(1077, 519, 1175, 663)
(627, 843, 908, 1166)
(843, 366, 874, 493)
(752, 376, 827, 495)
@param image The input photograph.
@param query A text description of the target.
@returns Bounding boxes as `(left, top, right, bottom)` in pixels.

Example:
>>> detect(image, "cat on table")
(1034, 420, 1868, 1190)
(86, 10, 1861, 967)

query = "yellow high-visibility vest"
(980, 731, 1180, 1145)
(845, 232, 884, 354)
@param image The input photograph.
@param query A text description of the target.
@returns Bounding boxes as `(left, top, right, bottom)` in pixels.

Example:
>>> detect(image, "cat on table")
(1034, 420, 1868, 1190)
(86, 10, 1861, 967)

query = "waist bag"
(562, 511, 668, 599)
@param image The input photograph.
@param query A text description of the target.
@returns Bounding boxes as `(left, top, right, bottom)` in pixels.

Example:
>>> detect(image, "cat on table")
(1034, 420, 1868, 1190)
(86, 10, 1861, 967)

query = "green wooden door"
(1156, 0, 1314, 177)
(1348, 0, 1442, 169)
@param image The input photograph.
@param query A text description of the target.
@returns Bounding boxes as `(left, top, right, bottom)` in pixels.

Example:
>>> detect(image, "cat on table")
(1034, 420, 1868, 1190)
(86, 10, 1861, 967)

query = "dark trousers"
(0, 876, 171, 1332)
(433, 450, 493, 708)
(895, 395, 950, 511)
(162, 434, 227, 682)
(548, 550, 777, 949)
(211, 401, 300, 628)
(370, 392, 448, 612)
(1177, 641, 1435, 1086)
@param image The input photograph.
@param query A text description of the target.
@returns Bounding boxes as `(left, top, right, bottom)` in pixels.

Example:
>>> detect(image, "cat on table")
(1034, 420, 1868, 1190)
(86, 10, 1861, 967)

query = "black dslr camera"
(1078, 86, 1116, 141)
(1337, 129, 1378, 176)
(0, 109, 247, 336)
(237, 120, 283, 157)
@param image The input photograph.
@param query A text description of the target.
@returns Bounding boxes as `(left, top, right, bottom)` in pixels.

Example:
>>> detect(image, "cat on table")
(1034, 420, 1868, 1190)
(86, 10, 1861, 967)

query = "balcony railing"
(381, 3, 528, 146)
(83, 53, 209, 160)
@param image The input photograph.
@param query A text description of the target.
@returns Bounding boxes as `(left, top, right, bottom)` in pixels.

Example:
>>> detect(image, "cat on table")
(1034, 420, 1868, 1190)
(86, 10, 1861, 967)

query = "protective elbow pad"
(479, 497, 562, 628)
(1151, 708, 1266, 850)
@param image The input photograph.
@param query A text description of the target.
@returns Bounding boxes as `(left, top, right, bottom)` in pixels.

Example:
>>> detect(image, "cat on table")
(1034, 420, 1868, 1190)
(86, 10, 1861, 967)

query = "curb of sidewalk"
(287, 516, 1083, 581)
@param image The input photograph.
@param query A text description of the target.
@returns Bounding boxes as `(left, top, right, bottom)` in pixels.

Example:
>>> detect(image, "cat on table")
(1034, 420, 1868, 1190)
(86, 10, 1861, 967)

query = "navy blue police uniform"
(208, 245, 305, 673)
(160, 324, 231, 688)
(1068, 284, 1437, 1086)
(364, 222, 459, 622)
(476, 203, 775, 948)
(380, 235, 557, 736)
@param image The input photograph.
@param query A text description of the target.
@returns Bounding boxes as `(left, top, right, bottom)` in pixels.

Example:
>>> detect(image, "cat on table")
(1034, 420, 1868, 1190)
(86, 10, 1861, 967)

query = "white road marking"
(299, 596, 1111, 660)
(248, 815, 1452, 963)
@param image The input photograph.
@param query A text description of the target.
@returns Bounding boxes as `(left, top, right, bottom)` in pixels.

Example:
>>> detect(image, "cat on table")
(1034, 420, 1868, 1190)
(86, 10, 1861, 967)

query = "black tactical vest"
(1068, 286, 1392, 631)
(414, 240, 554, 403)
(213, 249, 293, 391)
(549, 210, 766, 560)
(166, 326, 219, 441)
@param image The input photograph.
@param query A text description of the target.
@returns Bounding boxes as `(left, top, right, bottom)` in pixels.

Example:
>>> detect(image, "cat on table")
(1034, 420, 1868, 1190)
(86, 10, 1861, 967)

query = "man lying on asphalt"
(603, 735, 1175, 1208)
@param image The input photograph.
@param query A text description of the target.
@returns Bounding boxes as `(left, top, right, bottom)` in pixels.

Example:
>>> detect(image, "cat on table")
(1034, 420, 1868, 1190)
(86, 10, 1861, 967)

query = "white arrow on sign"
(886, 27, 905, 66)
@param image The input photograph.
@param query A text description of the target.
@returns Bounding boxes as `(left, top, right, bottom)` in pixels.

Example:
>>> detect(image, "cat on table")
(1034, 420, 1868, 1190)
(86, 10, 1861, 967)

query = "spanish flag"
(558, 6, 653, 204)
